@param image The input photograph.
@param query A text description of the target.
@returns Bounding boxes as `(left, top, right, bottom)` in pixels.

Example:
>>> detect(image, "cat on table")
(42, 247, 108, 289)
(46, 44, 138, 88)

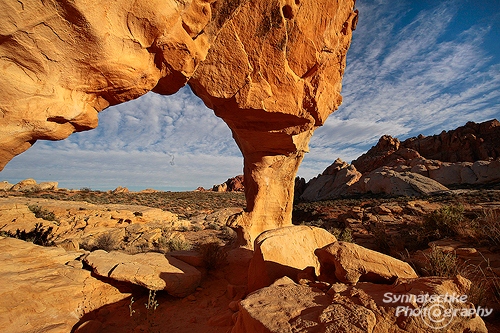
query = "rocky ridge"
(299, 119, 500, 201)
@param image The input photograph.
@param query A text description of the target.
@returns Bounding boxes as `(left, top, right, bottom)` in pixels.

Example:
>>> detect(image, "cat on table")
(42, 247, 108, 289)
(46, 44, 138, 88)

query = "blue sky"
(1, 0, 500, 191)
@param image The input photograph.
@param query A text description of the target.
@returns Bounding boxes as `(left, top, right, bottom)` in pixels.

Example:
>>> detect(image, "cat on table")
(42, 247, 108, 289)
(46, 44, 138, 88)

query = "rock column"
(190, 0, 358, 246)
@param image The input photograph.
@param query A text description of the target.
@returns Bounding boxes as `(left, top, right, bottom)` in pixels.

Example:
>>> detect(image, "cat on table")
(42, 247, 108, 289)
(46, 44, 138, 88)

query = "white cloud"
(2, 0, 500, 188)
(301, 0, 500, 178)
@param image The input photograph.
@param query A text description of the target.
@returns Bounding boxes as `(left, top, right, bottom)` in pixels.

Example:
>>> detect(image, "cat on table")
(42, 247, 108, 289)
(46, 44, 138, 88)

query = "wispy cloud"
(2, 0, 500, 188)
(301, 0, 500, 179)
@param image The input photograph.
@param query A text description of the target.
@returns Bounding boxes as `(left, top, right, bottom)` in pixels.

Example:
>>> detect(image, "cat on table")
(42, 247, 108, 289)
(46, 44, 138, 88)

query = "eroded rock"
(0, 0, 358, 247)
(0, 237, 127, 333)
(315, 241, 418, 284)
(232, 274, 487, 333)
(247, 225, 336, 292)
(84, 250, 201, 297)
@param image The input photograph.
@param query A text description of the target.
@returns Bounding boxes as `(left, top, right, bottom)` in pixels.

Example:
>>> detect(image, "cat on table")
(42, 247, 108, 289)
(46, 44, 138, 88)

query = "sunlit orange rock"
(0, 0, 358, 246)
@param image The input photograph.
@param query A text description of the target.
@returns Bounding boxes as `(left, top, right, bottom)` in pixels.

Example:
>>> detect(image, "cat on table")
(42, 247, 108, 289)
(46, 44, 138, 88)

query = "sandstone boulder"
(361, 170, 449, 197)
(0, 180, 13, 191)
(84, 250, 201, 297)
(247, 225, 336, 292)
(232, 275, 487, 333)
(315, 241, 418, 284)
(0, 237, 127, 333)
(300, 158, 362, 201)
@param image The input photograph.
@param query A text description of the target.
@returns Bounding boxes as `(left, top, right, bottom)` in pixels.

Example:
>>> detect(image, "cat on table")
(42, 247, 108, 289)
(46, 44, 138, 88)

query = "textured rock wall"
(0, 0, 358, 246)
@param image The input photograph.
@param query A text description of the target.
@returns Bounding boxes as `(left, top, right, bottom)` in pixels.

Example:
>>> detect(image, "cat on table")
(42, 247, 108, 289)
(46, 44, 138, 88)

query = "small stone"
(327, 283, 348, 295)
(228, 300, 240, 312)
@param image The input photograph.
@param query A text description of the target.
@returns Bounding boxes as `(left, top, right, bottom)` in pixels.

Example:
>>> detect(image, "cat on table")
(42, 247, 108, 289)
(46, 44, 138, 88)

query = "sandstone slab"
(84, 250, 201, 297)
(315, 241, 418, 284)
(248, 225, 336, 292)
(361, 170, 449, 197)
(0, 237, 127, 333)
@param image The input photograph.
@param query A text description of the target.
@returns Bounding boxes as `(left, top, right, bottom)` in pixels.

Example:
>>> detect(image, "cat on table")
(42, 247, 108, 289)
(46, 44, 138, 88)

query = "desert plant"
(28, 205, 57, 222)
(329, 227, 354, 243)
(191, 224, 202, 232)
(422, 245, 458, 277)
(206, 223, 220, 230)
(94, 233, 118, 252)
(198, 240, 227, 270)
(129, 290, 160, 333)
(370, 222, 391, 254)
(166, 237, 192, 252)
(177, 225, 190, 232)
(473, 209, 500, 246)
(424, 204, 465, 238)
(218, 226, 237, 243)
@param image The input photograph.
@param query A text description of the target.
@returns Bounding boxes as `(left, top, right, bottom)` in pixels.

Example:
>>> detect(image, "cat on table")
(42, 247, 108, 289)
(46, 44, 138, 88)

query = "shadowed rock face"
(0, 0, 357, 246)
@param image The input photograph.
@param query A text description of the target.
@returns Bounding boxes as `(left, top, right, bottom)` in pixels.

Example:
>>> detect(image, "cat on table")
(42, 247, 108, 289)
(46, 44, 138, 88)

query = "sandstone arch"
(0, 0, 358, 246)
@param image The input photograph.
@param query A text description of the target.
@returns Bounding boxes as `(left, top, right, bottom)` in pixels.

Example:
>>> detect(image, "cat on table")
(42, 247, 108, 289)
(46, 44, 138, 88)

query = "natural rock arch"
(0, 0, 358, 246)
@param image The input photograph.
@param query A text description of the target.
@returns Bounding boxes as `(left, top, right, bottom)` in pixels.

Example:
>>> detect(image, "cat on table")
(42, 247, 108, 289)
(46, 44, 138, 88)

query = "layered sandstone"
(0, 0, 358, 246)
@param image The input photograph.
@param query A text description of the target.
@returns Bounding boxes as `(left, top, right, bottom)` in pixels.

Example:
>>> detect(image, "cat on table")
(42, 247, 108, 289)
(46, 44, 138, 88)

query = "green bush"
(28, 205, 57, 222)
(422, 246, 458, 277)
(424, 204, 465, 238)
(329, 227, 354, 243)
(94, 233, 118, 252)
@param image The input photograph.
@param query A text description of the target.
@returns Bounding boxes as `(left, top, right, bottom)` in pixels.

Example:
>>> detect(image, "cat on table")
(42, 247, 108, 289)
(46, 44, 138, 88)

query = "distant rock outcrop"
(212, 175, 245, 192)
(353, 119, 500, 173)
(300, 120, 500, 201)
(7, 178, 58, 192)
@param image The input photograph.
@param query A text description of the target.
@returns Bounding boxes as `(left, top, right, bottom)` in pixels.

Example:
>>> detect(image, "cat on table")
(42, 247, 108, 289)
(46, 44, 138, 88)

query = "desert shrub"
(6, 223, 55, 246)
(456, 254, 500, 308)
(329, 227, 354, 243)
(218, 226, 237, 243)
(28, 205, 57, 222)
(422, 246, 458, 277)
(191, 224, 202, 232)
(370, 222, 391, 254)
(152, 227, 192, 253)
(473, 209, 500, 246)
(198, 240, 227, 270)
(164, 237, 191, 252)
(94, 233, 118, 252)
(206, 223, 220, 230)
(424, 204, 465, 238)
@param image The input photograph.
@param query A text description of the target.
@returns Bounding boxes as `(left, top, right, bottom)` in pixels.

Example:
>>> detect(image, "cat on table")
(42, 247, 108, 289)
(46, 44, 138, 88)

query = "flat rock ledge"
(0, 237, 127, 333)
(84, 250, 201, 297)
